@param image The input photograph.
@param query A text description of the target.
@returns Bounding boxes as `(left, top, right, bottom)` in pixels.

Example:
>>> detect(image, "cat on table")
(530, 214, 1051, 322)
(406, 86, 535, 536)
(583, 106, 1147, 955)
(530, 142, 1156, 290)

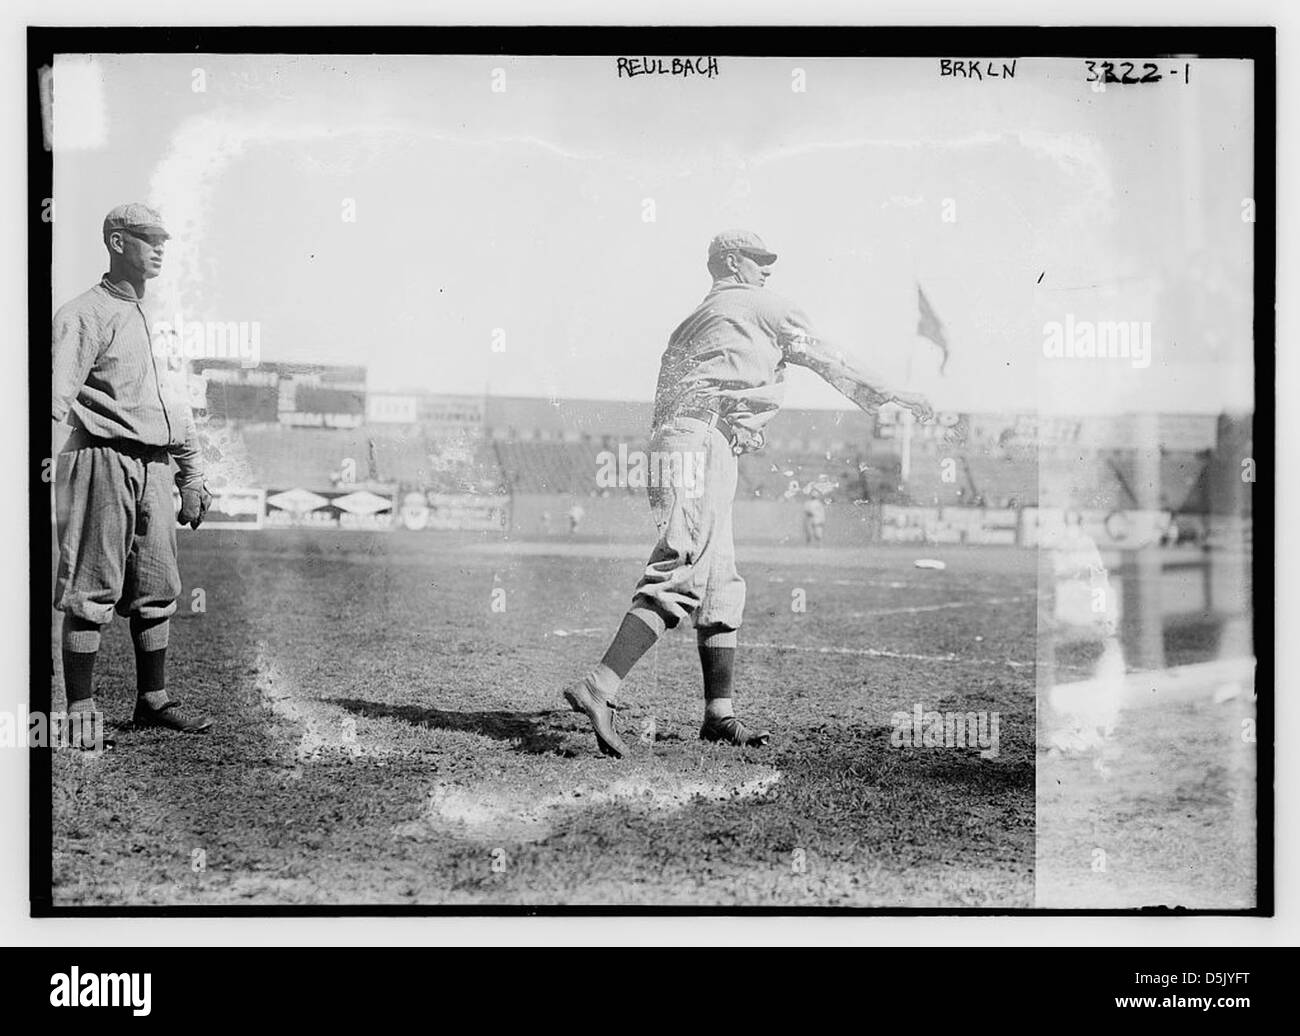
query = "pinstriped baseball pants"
(632, 415, 747, 630)
(54, 443, 181, 625)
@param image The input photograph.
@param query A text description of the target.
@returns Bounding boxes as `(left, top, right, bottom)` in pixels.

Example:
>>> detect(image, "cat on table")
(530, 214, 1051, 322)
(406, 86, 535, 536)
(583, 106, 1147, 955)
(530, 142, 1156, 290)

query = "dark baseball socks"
(60, 617, 102, 748)
(583, 612, 741, 722)
(59, 615, 176, 747)
(61, 651, 97, 711)
(130, 616, 170, 709)
(584, 607, 667, 703)
(62, 616, 171, 706)
(698, 628, 738, 721)
(61, 616, 101, 712)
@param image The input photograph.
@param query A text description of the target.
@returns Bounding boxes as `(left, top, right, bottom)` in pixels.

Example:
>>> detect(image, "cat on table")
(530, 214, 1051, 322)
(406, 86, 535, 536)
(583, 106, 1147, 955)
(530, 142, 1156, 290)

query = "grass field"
(49, 532, 1038, 908)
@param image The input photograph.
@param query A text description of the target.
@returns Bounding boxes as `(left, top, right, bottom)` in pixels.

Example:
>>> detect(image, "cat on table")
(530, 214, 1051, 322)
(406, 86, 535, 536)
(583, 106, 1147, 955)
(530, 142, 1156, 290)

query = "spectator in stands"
(567, 502, 584, 535)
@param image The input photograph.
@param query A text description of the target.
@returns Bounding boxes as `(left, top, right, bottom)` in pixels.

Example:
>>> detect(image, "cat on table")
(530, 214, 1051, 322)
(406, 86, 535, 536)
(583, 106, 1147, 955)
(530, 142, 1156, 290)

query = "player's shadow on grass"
(791, 727, 1035, 794)
(908, 756, 1035, 795)
(327, 697, 568, 755)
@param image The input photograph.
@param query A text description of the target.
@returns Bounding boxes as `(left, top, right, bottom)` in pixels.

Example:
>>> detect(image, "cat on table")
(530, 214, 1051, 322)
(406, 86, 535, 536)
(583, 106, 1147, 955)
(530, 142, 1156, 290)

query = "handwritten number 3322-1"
(1085, 61, 1163, 85)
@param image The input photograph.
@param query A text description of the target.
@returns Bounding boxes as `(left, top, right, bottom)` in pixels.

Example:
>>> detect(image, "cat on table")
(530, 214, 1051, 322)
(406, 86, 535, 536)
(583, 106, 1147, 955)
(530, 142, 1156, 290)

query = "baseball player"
(803, 494, 827, 545)
(564, 230, 933, 757)
(52, 203, 214, 747)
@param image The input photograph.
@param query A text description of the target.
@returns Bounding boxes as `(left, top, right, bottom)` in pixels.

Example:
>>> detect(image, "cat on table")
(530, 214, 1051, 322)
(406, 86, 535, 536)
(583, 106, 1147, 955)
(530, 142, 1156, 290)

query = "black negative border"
(26, 24, 1276, 919)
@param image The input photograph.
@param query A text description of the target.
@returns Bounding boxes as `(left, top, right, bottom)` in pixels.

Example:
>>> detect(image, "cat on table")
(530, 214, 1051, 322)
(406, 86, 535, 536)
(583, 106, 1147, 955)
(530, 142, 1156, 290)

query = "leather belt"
(63, 429, 169, 463)
(677, 407, 743, 453)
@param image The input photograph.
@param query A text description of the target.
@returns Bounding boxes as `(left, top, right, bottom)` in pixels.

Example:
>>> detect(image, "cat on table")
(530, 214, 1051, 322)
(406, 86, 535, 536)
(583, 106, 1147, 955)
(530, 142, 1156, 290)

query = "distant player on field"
(803, 495, 827, 546)
(563, 230, 933, 757)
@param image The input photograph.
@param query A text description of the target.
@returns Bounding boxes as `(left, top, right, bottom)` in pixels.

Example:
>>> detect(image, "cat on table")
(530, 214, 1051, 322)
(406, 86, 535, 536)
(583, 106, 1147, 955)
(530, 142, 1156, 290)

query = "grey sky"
(52, 53, 1255, 414)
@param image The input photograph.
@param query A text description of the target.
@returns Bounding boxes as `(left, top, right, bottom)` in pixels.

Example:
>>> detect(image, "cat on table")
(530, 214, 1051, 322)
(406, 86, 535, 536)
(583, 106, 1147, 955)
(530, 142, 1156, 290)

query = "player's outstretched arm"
(786, 336, 934, 422)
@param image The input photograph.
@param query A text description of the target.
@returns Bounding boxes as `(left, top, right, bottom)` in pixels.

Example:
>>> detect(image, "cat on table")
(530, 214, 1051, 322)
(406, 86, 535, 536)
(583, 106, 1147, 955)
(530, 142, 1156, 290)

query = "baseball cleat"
(132, 698, 213, 734)
(563, 680, 627, 759)
(699, 715, 770, 748)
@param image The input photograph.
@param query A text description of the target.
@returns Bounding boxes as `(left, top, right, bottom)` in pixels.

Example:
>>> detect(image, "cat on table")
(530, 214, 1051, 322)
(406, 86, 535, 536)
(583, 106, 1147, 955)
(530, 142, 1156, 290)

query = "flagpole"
(900, 341, 916, 490)
(900, 283, 920, 493)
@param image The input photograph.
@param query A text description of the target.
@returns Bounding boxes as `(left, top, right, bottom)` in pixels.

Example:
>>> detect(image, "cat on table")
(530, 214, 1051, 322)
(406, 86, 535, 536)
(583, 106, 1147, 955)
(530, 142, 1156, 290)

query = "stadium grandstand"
(185, 357, 1244, 550)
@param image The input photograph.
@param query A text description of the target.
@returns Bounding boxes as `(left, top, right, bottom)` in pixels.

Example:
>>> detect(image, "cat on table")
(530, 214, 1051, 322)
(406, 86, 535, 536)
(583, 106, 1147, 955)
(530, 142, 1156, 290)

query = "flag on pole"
(916, 284, 950, 375)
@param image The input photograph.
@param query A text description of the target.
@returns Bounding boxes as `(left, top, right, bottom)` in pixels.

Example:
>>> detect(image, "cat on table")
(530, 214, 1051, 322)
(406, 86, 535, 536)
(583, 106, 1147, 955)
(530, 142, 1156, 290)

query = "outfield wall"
(196, 485, 1189, 552)
(502, 494, 1192, 550)
(508, 493, 880, 546)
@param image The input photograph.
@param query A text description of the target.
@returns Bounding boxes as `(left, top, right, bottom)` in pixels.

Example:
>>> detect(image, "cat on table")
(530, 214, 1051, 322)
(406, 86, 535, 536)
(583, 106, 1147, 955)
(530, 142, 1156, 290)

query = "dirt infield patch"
(396, 769, 783, 843)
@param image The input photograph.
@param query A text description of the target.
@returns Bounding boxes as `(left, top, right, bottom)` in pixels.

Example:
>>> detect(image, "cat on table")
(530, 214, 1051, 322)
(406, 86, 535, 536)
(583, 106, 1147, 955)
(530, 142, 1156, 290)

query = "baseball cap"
(103, 203, 170, 240)
(708, 229, 777, 265)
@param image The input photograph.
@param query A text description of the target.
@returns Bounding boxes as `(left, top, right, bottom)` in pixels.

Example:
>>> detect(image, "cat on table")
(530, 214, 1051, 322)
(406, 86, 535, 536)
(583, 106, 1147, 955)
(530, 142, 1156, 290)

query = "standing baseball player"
(564, 230, 933, 758)
(802, 494, 827, 546)
(52, 203, 214, 746)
